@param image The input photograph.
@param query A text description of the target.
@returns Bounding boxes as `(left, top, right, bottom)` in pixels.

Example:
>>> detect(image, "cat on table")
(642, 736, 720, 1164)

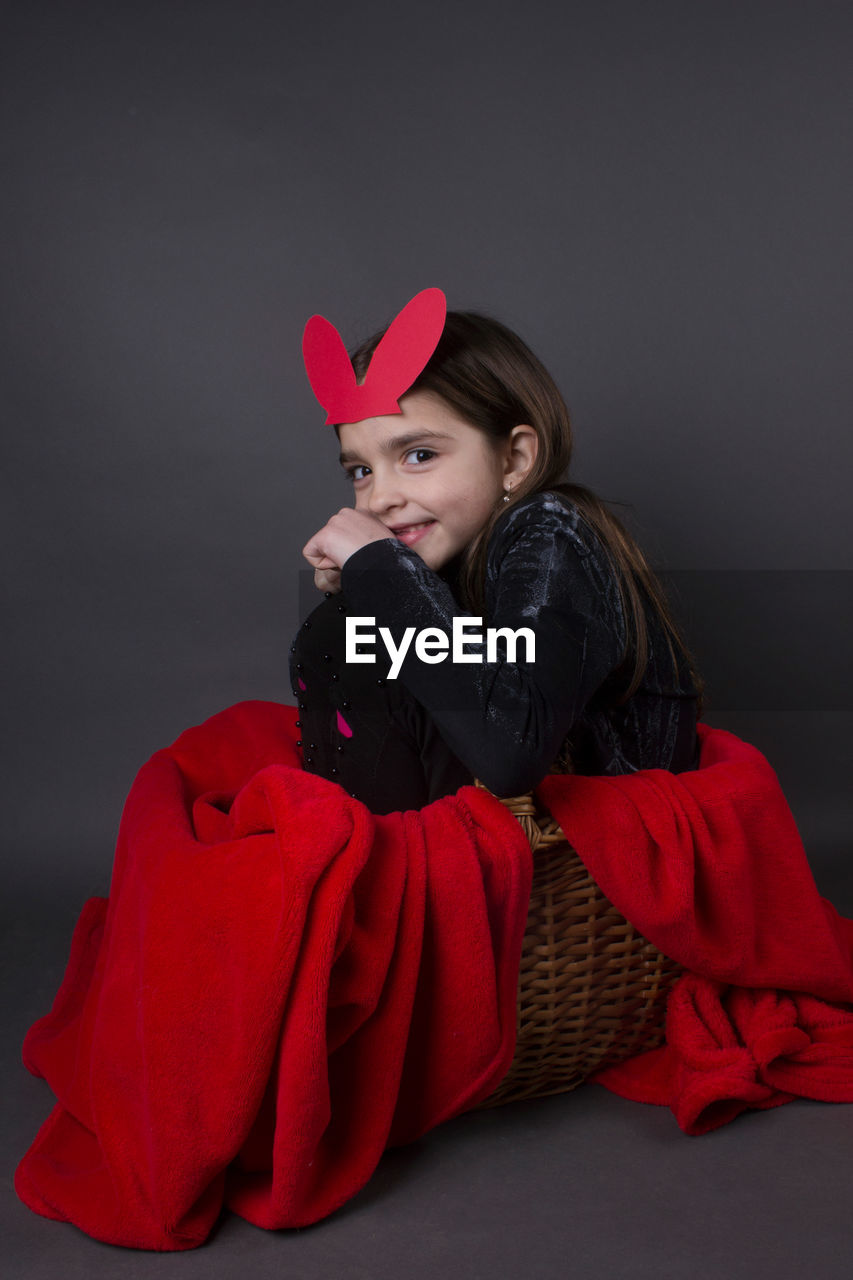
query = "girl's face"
(337, 390, 510, 573)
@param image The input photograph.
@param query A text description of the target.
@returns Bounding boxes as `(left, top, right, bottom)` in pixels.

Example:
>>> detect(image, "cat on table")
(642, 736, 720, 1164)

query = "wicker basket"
(471, 771, 682, 1109)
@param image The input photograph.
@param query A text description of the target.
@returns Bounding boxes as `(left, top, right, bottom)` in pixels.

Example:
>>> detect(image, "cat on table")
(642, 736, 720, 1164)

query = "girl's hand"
(301, 508, 396, 590)
(313, 565, 342, 594)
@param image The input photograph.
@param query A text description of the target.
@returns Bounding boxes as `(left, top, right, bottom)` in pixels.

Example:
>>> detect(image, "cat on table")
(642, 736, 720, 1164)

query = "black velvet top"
(289, 490, 700, 812)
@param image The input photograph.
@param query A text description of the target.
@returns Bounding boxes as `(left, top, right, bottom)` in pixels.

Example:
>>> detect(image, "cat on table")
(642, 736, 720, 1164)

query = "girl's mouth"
(393, 520, 436, 546)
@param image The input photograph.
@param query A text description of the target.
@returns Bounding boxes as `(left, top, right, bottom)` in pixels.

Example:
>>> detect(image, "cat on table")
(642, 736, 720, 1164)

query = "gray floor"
(5, 712, 853, 1278)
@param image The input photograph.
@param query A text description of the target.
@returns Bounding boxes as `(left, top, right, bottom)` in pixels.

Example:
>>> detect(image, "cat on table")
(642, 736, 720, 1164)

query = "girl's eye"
(345, 448, 436, 483)
(404, 447, 436, 465)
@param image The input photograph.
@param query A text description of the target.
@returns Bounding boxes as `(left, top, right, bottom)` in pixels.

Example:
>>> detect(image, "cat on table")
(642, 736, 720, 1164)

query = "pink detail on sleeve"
(297, 678, 306, 690)
(336, 710, 353, 738)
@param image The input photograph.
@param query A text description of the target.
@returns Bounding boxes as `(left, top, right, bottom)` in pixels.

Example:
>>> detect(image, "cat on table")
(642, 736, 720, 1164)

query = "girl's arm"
(339, 496, 627, 796)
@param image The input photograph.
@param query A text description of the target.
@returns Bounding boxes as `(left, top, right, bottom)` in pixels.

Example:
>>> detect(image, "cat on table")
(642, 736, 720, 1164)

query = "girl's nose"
(366, 471, 406, 517)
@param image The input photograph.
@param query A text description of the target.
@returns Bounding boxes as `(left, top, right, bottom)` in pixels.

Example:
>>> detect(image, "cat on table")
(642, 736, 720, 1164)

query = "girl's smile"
(389, 519, 437, 546)
(337, 390, 534, 573)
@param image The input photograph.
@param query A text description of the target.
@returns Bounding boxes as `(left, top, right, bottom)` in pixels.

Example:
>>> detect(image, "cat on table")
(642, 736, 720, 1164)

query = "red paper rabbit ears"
(302, 287, 447, 425)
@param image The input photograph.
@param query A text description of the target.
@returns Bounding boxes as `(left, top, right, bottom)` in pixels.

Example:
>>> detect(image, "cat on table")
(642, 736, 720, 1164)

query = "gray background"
(4, 0, 853, 1274)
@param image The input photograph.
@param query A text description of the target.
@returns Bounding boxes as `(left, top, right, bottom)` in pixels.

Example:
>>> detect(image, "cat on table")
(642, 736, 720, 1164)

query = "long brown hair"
(345, 308, 706, 716)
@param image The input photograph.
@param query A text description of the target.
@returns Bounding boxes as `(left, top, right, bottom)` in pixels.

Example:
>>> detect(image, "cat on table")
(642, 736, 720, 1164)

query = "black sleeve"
(339, 497, 627, 796)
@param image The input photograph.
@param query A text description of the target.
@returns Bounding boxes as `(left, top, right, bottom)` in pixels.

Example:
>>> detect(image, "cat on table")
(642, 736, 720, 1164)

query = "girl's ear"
(504, 425, 539, 484)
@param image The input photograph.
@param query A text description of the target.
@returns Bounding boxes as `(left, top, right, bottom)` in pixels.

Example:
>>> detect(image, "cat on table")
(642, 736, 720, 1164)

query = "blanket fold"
(15, 705, 853, 1250)
(15, 701, 534, 1250)
(535, 721, 853, 1132)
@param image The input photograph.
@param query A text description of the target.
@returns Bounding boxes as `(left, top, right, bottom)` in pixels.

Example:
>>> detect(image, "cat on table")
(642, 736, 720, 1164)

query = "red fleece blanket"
(15, 701, 533, 1251)
(15, 705, 853, 1250)
(537, 723, 853, 1132)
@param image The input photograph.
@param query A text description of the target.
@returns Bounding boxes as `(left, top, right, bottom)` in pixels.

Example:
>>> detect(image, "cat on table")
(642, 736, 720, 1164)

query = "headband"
(302, 286, 447, 425)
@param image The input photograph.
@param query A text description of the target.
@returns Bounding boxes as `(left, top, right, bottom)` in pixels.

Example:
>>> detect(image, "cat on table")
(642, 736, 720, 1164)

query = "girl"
(292, 288, 705, 814)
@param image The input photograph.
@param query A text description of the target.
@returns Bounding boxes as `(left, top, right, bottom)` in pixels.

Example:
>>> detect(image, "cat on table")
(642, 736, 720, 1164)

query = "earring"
(502, 485, 512, 503)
